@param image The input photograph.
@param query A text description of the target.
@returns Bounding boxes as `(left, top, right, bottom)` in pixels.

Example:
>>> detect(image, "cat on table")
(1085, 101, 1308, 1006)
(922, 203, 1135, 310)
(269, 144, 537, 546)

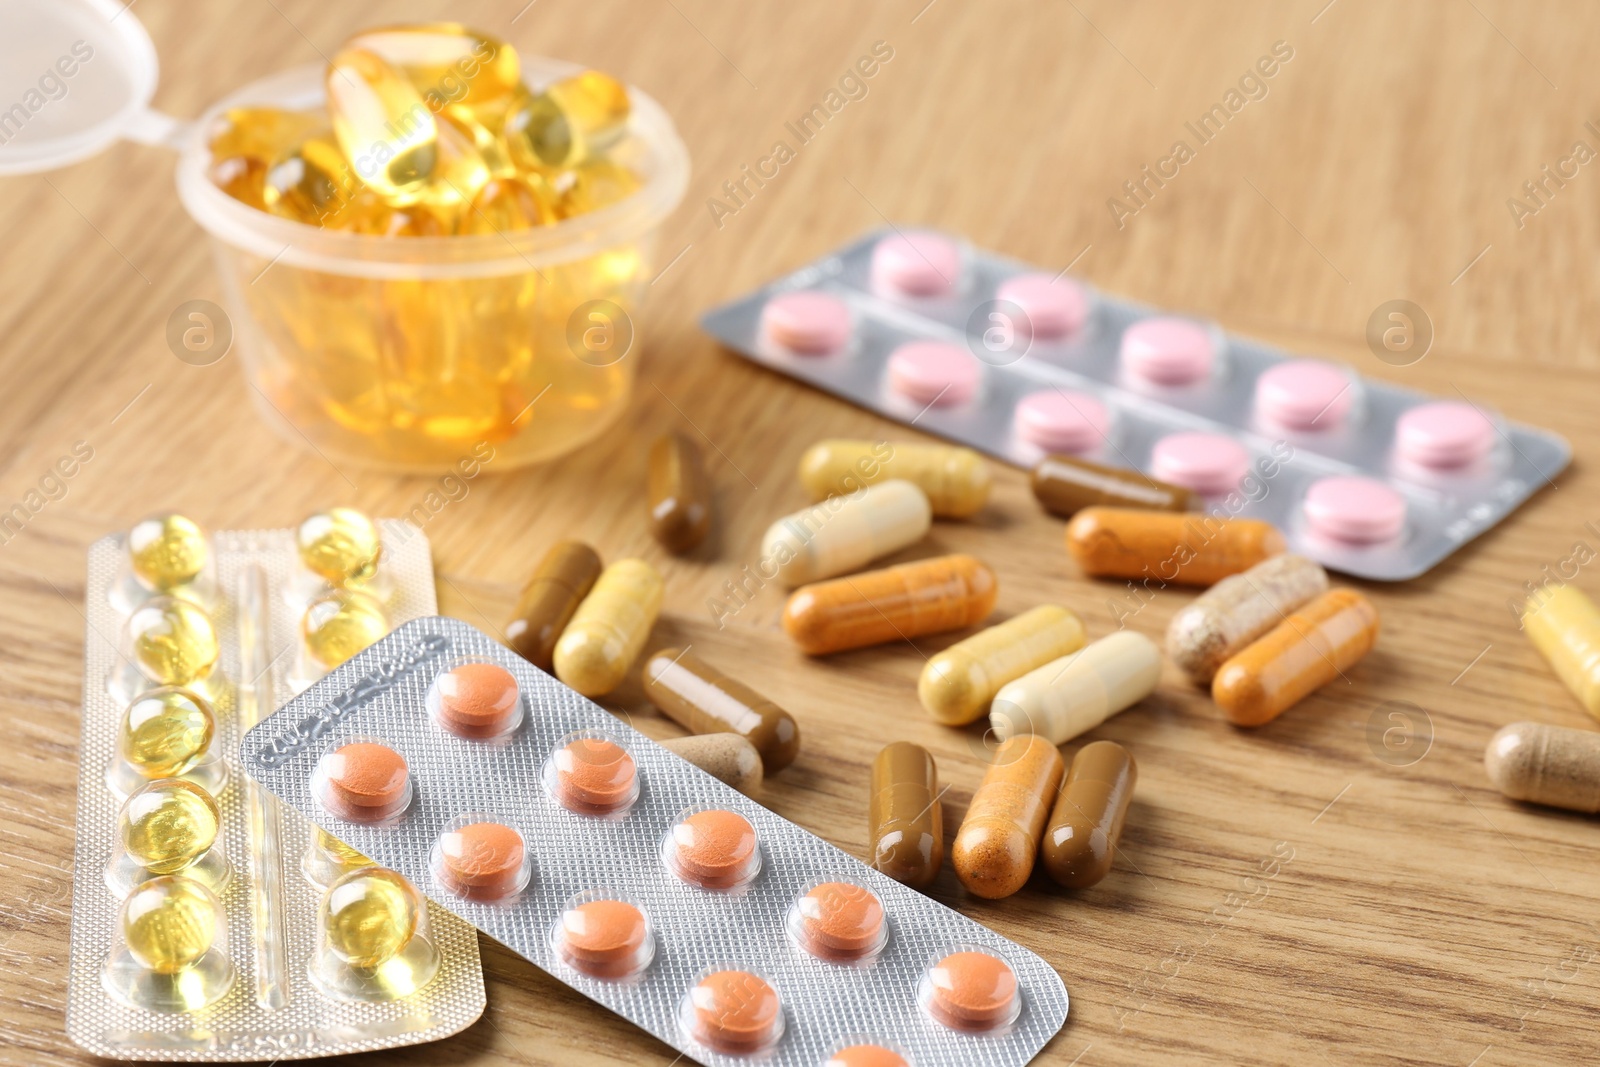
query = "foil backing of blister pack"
(66, 522, 484, 1061)
(241, 616, 1071, 1067)
(700, 226, 1571, 581)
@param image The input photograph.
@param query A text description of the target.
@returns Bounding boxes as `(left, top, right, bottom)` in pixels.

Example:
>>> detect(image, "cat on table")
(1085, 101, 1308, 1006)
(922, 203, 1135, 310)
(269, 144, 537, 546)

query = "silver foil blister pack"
(241, 616, 1070, 1067)
(66, 522, 484, 1060)
(700, 226, 1570, 581)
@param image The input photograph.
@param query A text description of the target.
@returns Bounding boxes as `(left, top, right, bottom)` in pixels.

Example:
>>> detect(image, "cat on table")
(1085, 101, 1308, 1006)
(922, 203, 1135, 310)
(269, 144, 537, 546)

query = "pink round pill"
(995, 274, 1088, 339)
(1256, 360, 1353, 430)
(871, 232, 961, 297)
(887, 342, 979, 406)
(761, 291, 852, 353)
(1150, 432, 1250, 496)
(1120, 318, 1214, 386)
(1015, 391, 1108, 453)
(1304, 476, 1406, 544)
(1395, 401, 1496, 468)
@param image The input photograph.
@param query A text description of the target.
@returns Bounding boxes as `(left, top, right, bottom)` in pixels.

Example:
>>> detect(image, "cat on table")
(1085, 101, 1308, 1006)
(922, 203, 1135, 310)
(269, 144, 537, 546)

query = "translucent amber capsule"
(297, 508, 383, 587)
(1522, 585, 1600, 720)
(122, 875, 222, 974)
(783, 554, 998, 655)
(556, 159, 641, 217)
(1065, 507, 1285, 586)
(460, 173, 558, 234)
(762, 480, 932, 587)
(304, 826, 374, 889)
(127, 598, 219, 687)
(345, 23, 521, 111)
(505, 71, 630, 170)
(322, 867, 419, 970)
(553, 559, 663, 696)
(317, 826, 374, 870)
(421, 111, 491, 211)
(209, 155, 267, 210)
(302, 589, 390, 670)
(919, 605, 1086, 726)
(991, 630, 1161, 744)
(799, 440, 993, 519)
(127, 513, 208, 592)
(1213, 589, 1380, 726)
(327, 47, 439, 203)
(952, 735, 1064, 899)
(440, 107, 516, 180)
(121, 779, 220, 874)
(262, 133, 359, 227)
(118, 687, 215, 780)
(208, 106, 324, 164)
(338, 189, 451, 237)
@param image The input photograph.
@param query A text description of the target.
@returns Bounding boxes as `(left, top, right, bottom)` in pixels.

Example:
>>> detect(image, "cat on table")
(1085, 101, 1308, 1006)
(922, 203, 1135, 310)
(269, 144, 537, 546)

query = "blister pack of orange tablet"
(241, 615, 1071, 1066)
(65, 517, 483, 1060)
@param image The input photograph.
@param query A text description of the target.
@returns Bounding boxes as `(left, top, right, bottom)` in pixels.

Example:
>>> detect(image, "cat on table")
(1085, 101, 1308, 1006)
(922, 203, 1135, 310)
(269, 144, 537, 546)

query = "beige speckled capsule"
(1484, 721, 1600, 813)
(918, 605, 1086, 725)
(952, 735, 1064, 899)
(661, 734, 764, 797)
(990, 630, 1161, 744)
(552, 559, 663, 696)
(762, 480, 932, 586)
(798, 439, 992, 519)
(1166, 555, 1329, 684)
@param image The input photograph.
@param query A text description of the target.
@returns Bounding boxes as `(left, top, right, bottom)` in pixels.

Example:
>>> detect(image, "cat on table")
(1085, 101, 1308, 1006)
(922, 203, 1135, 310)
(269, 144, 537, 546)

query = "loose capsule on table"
(1522, 585, 1600, 720)
(783, 553, 998, 655)
(953, 735, 1064, 899)
(990, 630, 1161, 744)
(642, 648, 800, 773)
(798, 439, 992, 519)
(505, 541, 603, 671)
(1043, 741, 1136, 889)
(1166, 555, 1330, 684)
(869, 742, 944, 888)
(647, 431, 712, 553)
(1484, 721, 1600, 813)
(919, 604, 1086, 726)
(553, 559, 662, 696)
(1031, 455, 1195, 518)
(1066, 507, 1285, 586)
(762, 479, 931, 587)
(1212, 588, 1380, 726)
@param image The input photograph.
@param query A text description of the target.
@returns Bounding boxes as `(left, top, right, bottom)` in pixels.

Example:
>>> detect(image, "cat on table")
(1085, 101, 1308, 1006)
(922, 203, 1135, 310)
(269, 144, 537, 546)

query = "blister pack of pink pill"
(700, 226, 1570, 581)
(241, 615, 1070, 1067)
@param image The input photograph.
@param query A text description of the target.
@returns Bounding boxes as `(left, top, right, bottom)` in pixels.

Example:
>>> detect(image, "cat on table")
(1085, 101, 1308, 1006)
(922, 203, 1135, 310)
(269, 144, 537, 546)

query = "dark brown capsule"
(647, 431, 711, 553)
(642, 648, 800, 773)
(505, 541, 603, 671)
(869, 742, 944, 888)
(1031, 454, 1194, 517)
(1042, 740, 1136, 889)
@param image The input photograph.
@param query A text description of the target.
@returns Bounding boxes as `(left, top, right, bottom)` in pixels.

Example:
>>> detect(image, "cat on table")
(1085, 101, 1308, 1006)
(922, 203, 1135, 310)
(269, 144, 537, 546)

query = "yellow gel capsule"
(262, 133, 359, 227)
(121, 779, 220, 874)
(122, 876, 221, 974)
(346, 23, 521, 111)
(418, 111, 491, 213)
(553, 559, 663, 696)
(207, 106, 323, 164)
(128, 598, 219, 686)
(209, 155, 267, 210)
(918, 605, 1087, 725)
(302, 589, 390, 670)
(317, 826, 374, 871)
(761, 479, 932, 587)
(337, 189, 450, 236)
(505, 71, 629, 170)
(1524, 585, 1600, 720)
(799, 440, 993, 519)
(440, 107, 516, 179)
(461, 173, 558, 234)
(118, 686, 216, 779)
(127, 513, 208, 592)
(556, 159, 641, 217)
(297, 508, 383, 586)
(323, 867, 419, 969)
(327, 47, 439, 203)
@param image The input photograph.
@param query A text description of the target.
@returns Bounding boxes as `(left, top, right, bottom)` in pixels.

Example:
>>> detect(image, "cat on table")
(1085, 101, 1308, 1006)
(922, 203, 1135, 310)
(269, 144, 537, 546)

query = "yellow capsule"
(327, 47, 439, 203)
(346, 23, 521, 111)
(555, 159, 641, 217)
(761, 480, 932, 587)
(918, 605, 1087, 725)
(127, 513, 208, 592)
(207, 106, 323, 164)
(322, 867, 419, 969)
(120, 779, 220, 874)
(118, 686, 216, 779)
(1523, 585, 1600, 721)
(799, 440, 993, 519)
(553, 559, 663, 696)
(316, 826, 374, 871)
(439, 106, 517, 179)
(337, 188, 451, 236)
(297, 508, 383, 586)
(262, 132, 360, 227)
(122, 875, 221, 974)
(302, 589, 390, 670)
(461, 173, 558, 234)
(505, 71, 630, 170)
(420, 110, 491, 211)
(127, 598, 219, 687)
(208, 155, 268, 210)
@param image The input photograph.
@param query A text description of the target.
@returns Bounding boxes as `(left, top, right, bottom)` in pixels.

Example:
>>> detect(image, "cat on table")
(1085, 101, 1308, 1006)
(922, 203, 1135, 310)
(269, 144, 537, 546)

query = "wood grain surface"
(3, 2, 1599, 1065)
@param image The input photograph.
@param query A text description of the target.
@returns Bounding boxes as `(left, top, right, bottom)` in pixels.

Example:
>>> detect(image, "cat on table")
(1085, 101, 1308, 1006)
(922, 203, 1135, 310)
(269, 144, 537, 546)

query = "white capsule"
(761, 480, 932, 587)
(990, 630, 1161, 744)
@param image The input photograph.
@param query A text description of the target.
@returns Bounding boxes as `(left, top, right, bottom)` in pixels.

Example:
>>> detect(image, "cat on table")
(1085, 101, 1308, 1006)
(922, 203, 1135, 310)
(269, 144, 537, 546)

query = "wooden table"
(3, 1, 1598, 1064)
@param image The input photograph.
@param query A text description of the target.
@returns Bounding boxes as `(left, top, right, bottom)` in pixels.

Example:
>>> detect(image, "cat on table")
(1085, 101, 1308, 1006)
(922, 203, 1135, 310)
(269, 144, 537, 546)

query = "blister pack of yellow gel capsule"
(65, 515, 484, 1061)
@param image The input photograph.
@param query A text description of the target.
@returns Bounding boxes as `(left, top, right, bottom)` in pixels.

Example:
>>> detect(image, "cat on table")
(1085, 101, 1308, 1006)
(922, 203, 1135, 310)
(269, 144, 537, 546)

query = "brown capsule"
(505, 542, 603, 670)
(869, 742, 944, 888)
(1065, 507, 1285, 586)
(1043, 741, 1136, 889)
(782, 554, 998, 655)
(647, 431, 711, 553)
(661, 734, 765, 797)
(1212, 589, 1380, 726)
(1032, 454, 1194, 517)
(1484, 721, 1600, 813)
(952, 735, 1064, 899)
(642, 648, 800, 773)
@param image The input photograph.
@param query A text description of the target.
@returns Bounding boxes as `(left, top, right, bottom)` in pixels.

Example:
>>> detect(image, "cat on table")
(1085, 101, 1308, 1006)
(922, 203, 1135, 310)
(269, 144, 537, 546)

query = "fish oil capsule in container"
(461, 173, 558, 232)
(553, 559, 663, 696)
(1031, 454, 1195, 518)
(1213, 589, 1380, 726)
(919, 949, 1021, 1032)
(1166, 555, 1330, 684)
(313, 867, 440, 1001)
(427, 661, 523, 739)
(1043, 741, 1136, 889)
(952, 735, 1064, 899)
(1522, 586, 1600, 720)
(262, 133, 359, 226)
(660, 734, 764, 796)
(556, 159, 641, 216)
(786, 880, 887, 962)
(297, 507, 383, 587)
(783, 553, 998, 655)
(762, 479, 931, 586)
(125, 598, 219, 688)
(919, 604, 1086, 725)
(117, 687, 215, 780)
(103, 875, 234, 1011)
(990, 630, 1161, 744)
(1066, 507, 1285, 585)
(1484, 722, 1600, 813)
(302, 589, 390, 671)
(642, 648, 800, 773)
(327, 47, 439, 202)
(314, 741, 412, 822)
(432, 818, 530, 901)
(798, 439, 993, 519)
(681, 968, 784, 1054)
(552, 892, 655, 979)
(544, 733, 640, 816)
(662, 809, 762, 890)
(506, 71, 631, 169)
(127, 513, 209, 592)
(869, 742, 943, 888)
(345, 23, 521, 110)
(648, 431, 712, 553)
(505, 541, 602, 671)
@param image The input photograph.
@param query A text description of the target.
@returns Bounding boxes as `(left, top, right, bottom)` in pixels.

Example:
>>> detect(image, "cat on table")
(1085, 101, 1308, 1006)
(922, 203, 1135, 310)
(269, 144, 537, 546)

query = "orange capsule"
(782, 554, 997, 655)
(951, 735, 1064, 899)
(1065, 507, 1285, 586)
(1212, 589, 1380, 726)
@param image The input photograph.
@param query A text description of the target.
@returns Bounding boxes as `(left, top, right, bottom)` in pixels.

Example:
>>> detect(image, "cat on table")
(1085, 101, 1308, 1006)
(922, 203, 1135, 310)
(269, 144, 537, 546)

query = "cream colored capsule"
(918, 605, 1086, 725)
(762, 479, 931, 587)
(1523, 586, 1600, 721)
(553, 559, 663, 696)
(990, 630, 1161, 743)
(1166, 555, 1329, 685)
(798, 439, 992, 519)
(1484, 721, 1600, 813)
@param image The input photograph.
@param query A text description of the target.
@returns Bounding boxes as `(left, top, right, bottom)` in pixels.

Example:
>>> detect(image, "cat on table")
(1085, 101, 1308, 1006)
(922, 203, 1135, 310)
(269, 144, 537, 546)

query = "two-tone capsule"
(1066, 507, 1285, 586)
(798, 440, 992, 519)
(1212, 588, 1379, 726)
(1484, 721, 1600, 813)
(917, 605, 1086, 725)
(1043, 741, 1136, 889)
(762, 480, 931, 587)
(783, 554, 997, 655)
(505, 541, 603, 671)
(647, 432, 711, 553)
(553, 559, 663, 696)
(1522, 585, 1600, 721)
(990, 630, 1161, 744)
(952, 735, 1063, 899)
(642, 648, 800, 773)
(869, 742, 944, 888)
(1032, 454, 1194, 517)
(1166, 555, 1329, 684)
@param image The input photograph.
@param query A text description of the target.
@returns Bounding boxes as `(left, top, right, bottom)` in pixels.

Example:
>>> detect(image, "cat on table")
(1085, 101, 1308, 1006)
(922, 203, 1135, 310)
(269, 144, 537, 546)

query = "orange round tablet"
(320, 742, 410, 821)
(794, 882, 885, 960)
(826, 1045, 909, 1067)
(668, 809, 759, 889)
(558, 899, 650, 978)
(686, 970, 782, 1053)
(436, 822, 525, 900)
(552, 738, 638, 814)
(924, 950, 1018, 1031)
(432, 662, 521, 738)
